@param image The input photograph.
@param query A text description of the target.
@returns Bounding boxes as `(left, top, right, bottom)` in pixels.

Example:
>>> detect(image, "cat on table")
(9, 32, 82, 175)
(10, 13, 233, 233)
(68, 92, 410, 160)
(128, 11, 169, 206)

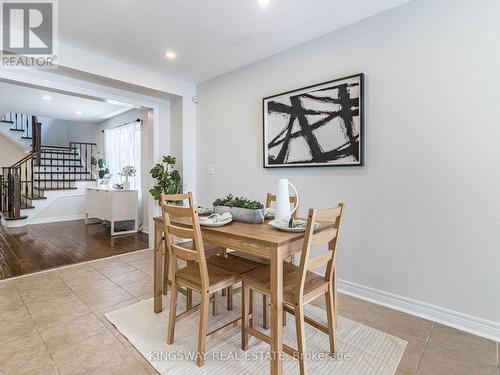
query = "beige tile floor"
(0, 248, 498, 375)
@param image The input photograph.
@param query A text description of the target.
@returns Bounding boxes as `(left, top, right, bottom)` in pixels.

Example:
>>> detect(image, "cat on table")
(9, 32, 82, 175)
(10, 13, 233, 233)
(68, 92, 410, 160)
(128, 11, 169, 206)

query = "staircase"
(0, 113, 97, 227)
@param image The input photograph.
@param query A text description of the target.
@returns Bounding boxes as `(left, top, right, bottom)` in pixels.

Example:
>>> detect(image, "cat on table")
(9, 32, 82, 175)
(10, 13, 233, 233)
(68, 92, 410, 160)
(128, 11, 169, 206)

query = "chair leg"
(249, 289, 254, 329)
(295, 303, 308, 375)
(212, 291, 218, 316)
(262, 294, 270, 329)
(197, 291, 210, 367)
(187, 288, 193, 309)
(227, 285, 233, 310)
(167, 281, 178, 344)
(242, 284, 250, 351)
(221, 249, 228, 297)
(325, 286, 337, 355)
(162, 244, 169, 295)
(333, 267, 338, 328)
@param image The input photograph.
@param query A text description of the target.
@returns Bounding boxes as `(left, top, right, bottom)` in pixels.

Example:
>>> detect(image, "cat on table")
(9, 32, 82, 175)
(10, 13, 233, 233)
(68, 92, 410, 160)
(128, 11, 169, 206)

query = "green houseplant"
(213, 194, 264, 224)
(149, 155, 182, 202)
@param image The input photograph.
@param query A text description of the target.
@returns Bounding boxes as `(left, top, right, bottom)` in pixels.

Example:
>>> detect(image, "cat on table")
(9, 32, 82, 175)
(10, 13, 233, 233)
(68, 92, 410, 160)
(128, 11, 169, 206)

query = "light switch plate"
(207, 165, 215, 175)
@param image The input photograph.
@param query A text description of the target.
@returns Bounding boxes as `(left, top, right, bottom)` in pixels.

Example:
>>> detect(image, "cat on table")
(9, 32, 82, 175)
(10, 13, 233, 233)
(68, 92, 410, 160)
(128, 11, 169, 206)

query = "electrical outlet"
(207, 165, 215, 175)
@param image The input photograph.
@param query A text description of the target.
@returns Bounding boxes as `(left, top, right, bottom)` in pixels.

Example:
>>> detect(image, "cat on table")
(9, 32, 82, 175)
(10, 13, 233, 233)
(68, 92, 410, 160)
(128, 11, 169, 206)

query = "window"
(104, 121, 141, 192)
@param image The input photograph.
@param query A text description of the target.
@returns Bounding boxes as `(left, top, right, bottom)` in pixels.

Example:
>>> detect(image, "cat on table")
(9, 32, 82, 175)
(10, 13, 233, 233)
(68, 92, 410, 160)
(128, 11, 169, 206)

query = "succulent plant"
(213, 194, 263, 210)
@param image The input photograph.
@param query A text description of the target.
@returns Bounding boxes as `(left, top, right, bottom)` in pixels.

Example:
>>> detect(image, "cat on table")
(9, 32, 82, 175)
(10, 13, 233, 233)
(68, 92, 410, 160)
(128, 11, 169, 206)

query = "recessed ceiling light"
(164, 50, 177, 60)
(255, 0, 270, 5)
(76, 111, 83, 115)
(42, 95, 52, 100)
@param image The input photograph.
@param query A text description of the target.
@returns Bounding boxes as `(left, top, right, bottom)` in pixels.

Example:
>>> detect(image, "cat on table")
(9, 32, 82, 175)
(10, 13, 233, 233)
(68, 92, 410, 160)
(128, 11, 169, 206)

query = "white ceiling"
(0, 81, 132, 122)
(59, 0, 410, 83)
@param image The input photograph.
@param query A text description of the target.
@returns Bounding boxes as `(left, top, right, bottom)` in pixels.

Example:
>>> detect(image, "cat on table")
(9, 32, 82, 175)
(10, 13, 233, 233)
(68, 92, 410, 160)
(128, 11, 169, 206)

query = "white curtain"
(104, 121, 142, 193)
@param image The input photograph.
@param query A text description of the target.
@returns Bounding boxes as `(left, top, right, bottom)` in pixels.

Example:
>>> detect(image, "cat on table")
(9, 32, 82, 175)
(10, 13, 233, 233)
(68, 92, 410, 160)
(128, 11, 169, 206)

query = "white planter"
(213, 205, 264, 224)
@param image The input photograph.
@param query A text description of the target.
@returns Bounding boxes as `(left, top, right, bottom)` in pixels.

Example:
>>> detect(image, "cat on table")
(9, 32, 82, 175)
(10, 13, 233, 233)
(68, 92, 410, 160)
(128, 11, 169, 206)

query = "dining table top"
(153, 215, 334, 247)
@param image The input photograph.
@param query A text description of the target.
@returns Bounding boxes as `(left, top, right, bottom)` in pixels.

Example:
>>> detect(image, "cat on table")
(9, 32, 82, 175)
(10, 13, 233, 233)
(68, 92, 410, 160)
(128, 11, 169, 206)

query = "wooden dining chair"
(161, 197, 259, 367)
(161, 193, 226, 309)
(265, 192, 299, 220)
(229, 192, 300, 329)
(241, 203, 344, 375)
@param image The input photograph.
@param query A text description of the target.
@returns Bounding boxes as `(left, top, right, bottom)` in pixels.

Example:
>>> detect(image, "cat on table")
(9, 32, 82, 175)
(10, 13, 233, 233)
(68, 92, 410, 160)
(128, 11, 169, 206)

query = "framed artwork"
(263, 73, 363, 168)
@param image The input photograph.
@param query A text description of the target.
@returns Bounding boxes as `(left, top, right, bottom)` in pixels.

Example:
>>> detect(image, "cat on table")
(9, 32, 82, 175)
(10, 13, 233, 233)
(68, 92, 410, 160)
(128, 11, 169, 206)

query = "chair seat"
(177, 240, 224, 258)
(207, 254, 259, 274)
(229, 250, 270, 265)
(241, 262, 329, 304)
(176, 262, 240, 293)
(230, 250, 295, 265)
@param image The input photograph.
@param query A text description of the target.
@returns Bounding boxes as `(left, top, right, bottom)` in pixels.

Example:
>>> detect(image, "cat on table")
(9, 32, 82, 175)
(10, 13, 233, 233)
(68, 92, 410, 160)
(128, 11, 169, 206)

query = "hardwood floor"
(0, 219, 149, 280)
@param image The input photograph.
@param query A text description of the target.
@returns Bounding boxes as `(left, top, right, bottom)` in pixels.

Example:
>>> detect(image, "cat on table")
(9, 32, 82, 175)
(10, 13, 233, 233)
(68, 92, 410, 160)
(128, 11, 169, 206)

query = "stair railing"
(69, 142, 96, 180)
(1, 112, 34, 140)
(0, 114, 40, 219)
(0, 166, 22, 219)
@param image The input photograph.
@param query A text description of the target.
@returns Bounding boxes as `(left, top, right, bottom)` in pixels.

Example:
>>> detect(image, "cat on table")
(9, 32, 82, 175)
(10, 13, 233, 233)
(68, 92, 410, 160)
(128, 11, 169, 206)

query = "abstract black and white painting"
(263, 73, 363, 168)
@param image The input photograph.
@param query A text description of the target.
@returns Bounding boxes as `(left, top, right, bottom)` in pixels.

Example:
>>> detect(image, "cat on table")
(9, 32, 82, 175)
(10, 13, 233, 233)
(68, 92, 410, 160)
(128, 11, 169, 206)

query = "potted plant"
(91, 153, 111, 187)
(213, 194, 264, 224)
(119, 165, 136, 190)
(149, 155, 182, 203)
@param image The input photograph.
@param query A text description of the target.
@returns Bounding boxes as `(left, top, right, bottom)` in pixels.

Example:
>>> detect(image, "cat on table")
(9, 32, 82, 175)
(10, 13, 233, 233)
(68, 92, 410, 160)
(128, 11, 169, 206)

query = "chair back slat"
(163, 204, 196, 219)
(295, 203, 344, 301)
(167, 223, 196, 240)
(163, 193, 193, 203)
(266, 192, 299, 219)
(310, 228, 338, 246)
(171, 243, 199, 262)
(315, 206, 342, 222)
(307, 250, 334, 270)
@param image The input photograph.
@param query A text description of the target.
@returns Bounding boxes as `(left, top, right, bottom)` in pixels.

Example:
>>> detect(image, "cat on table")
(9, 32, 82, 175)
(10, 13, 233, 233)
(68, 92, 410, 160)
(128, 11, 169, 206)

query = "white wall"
(0, 132, 25, 167)
(39, 116, 98, 147)
(197, 0, 500, 332)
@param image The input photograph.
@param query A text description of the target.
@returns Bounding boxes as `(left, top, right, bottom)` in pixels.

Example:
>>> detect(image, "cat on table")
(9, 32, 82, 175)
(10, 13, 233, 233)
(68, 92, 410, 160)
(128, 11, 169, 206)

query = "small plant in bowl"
(213, 194, 264, 224)
(119, 165, 136, 190)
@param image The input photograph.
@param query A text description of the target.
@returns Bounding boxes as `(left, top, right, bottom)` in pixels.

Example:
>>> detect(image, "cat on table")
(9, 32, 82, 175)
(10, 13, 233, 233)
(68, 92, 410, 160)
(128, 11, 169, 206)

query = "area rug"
(105, 293, 406, 374)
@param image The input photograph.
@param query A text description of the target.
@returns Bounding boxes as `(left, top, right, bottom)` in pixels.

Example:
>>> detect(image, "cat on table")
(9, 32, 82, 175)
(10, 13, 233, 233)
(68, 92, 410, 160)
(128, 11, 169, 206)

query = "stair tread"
(34, 171, 90, 174)
(40, 153, 80, 155)
(1, 212, 28, 220)
(9, 128, 25, 132)
(34, 187, 78, 191)
(40, 158, 82, 161)
(1, 120, 14, 124)
(37, 164, 84, 167)
(35, 179, 79, 182)
(22, 195, 46, 200)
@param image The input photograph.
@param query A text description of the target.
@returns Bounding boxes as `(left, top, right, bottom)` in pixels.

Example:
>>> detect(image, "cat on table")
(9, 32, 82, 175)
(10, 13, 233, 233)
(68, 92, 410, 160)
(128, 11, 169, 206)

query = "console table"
(85, 187, 139, 236)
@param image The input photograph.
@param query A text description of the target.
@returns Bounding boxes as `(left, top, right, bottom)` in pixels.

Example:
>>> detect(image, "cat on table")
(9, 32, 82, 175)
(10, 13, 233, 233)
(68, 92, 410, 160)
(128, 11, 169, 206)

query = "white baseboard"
(338, 279, 500, 342)
(28, 214, 86, 225)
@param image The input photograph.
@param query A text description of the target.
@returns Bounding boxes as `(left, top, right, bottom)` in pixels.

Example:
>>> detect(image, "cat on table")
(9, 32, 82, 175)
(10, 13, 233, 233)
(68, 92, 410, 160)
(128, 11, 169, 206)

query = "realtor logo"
(1, 0, 58, 68)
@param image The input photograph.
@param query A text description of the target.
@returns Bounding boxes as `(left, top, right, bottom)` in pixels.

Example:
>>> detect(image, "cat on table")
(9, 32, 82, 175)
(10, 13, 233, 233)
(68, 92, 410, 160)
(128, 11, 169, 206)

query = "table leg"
(270, 247, 284, 375)
(154, 220, 163, 313)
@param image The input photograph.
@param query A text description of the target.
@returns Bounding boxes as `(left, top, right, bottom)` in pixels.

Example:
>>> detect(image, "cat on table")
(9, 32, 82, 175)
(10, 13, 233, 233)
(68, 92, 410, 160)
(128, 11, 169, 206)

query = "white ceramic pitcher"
(275, 178, 299, 220)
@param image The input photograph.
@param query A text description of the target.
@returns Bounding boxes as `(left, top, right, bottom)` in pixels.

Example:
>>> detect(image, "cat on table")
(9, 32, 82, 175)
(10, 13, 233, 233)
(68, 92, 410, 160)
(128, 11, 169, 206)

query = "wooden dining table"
(153, 215, 335, 375)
